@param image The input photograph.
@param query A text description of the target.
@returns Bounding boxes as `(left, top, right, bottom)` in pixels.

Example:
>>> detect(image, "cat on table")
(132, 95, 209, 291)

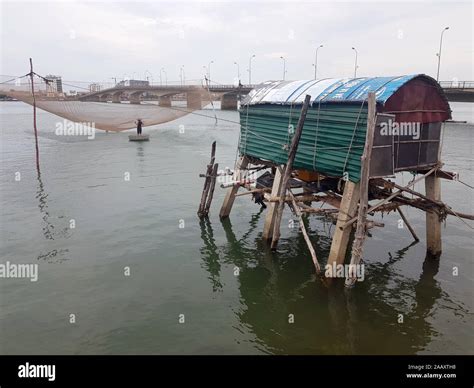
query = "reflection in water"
(136, 145, 145, 160)
(199, 216, 468, 354)
(199, 218, 222, 292)
(35, 172, 54, 240)
(35, 172, 70, 263)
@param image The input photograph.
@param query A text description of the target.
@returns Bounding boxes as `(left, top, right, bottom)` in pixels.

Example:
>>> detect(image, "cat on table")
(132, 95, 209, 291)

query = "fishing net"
(0, 75, 213, 131)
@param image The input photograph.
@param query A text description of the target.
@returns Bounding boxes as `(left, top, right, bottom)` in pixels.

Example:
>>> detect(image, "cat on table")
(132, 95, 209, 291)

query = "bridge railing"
(439, 81, 474, 89)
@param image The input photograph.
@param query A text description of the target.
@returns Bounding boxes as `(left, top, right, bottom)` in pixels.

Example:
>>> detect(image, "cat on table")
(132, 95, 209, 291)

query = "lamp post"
(234, 61, 240, 82)
(280, 56, 286, 81)
(248, 54, 256, 85)
(314, 44, 323, 80)
(351, 47, 358, 78)
(436, 26, 449, 82)
(160, 68, 167, 86)
(180, 65, 185, 86)
(144, 70, 153, 85)
(208, 60, 214, 82)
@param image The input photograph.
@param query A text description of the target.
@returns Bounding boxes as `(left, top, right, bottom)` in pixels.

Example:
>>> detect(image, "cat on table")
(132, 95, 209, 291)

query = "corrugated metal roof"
(239, 74, 448, 182)
(239, 103, 368, 182)
(243, 75, 427, 105)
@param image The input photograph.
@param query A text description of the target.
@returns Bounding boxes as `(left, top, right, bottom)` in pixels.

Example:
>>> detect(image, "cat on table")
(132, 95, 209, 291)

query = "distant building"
(89, 83, 101, 92)
(116, 79, 149, 87)
(45, 75, 63, 95)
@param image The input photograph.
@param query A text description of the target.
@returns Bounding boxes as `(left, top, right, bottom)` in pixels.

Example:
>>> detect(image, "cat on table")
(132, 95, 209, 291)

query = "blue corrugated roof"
(244, 74, 434, 105)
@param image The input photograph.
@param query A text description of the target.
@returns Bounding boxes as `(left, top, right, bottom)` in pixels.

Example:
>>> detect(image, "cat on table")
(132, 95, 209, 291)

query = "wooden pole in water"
(198, 141, 216, 218)
(346, 92, 376, 287)
(327, 180, 360, 272)
(219, 155, 249, 219)
(204, 163, 219, 215)
(270, 94, 311, 249)
(397, 206, 420, 242)
(262, 167, 283, 240)
(425, 174, 442, 258)
(29, 58, 40, 172)
(288, 190, 321, 273)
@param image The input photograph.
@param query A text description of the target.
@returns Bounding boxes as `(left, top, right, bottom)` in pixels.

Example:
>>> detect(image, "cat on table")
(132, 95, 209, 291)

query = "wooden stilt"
(198, 141, 216, 218)
(327, 180, 360, 272)
(346, 92, 376, 287)
(204, 163, 219, 215)
(219, 156, 249, 219)
(271, 94, 311, 249)
(397, 206, 420, 242)
(302, 186, 313, 206)
(425, 174, 442, 258)
(342, 165, 439, 230)
(262, 167, 283, 240)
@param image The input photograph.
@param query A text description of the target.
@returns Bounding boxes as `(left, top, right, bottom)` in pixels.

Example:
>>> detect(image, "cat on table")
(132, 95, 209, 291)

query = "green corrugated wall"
(239, 103, 368, 182)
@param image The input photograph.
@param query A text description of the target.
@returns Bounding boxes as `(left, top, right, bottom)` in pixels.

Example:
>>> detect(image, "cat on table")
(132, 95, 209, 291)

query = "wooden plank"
(198, 141, 216, 217)
(346, 92, 376, 287)
(204, 163, 219, 215)
(263, 167, 283, 240)
(219, 156, 249, 219)
(327, 181, 360, 271)
(271, 94, 311, 249)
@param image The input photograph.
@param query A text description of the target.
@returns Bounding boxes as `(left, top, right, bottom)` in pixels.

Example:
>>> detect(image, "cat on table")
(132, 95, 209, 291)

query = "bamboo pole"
(29, 58, 40, 172)
(235, 188, 270, 197)
(346, 92, 376, 287)
(289, 191, 321, 273)
(397, 206, 420, 242)
(271, 94, 311, 249)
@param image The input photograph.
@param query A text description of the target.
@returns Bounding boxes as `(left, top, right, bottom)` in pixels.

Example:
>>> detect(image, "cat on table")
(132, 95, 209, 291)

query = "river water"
(0, 101, 472, 354)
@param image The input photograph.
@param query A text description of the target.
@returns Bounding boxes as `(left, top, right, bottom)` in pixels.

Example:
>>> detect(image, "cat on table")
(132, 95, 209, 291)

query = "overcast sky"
(1, 0, 472, 88)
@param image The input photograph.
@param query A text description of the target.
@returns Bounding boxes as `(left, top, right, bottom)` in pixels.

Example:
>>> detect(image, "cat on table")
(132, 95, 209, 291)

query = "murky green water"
(0, 101, 473, 354)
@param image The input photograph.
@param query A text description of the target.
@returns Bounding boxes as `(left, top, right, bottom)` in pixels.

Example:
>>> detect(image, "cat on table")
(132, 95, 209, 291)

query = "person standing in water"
(136, 119, 143, 135)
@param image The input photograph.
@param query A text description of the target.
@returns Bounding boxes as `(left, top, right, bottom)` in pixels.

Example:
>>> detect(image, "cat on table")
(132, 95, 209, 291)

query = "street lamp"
(436, 26, 450, 81)
(234, 61, 240, 82)
(160, 67, 167, 86)
(208, 60, 214, 82)
(351, 47, 358, 78)
(144, 70, 153, 85)
(248, 54, 256, 85)
(280, 56, 286, 81)
(314, 44, 323, 79)
(180, 65, 185, 86)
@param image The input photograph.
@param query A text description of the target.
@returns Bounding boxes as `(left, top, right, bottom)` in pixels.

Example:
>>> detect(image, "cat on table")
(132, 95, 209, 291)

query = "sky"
(0, 0, 472, 90)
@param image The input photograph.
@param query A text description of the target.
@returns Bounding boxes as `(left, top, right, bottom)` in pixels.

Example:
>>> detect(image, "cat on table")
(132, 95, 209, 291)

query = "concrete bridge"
(76, 80, 474, 108)
(78, 84, 255, 110)
(439, 81, 474, 102)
